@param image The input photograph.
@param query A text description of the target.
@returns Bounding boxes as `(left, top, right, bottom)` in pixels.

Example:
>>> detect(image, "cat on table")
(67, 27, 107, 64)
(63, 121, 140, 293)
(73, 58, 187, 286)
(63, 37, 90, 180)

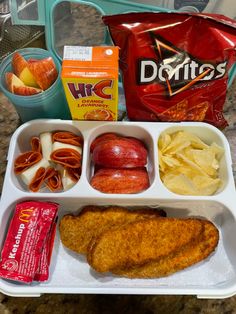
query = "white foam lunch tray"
(0, 119, 236, 298)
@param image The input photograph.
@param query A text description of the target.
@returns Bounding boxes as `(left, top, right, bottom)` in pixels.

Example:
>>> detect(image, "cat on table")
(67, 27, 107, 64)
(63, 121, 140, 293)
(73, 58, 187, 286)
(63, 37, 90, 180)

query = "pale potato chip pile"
(158, 131, 224, 196)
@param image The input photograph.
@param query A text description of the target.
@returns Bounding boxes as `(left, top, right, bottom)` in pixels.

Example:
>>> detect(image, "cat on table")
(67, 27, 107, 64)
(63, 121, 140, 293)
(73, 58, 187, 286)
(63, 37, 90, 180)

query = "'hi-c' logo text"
(67, 79, 113, 100)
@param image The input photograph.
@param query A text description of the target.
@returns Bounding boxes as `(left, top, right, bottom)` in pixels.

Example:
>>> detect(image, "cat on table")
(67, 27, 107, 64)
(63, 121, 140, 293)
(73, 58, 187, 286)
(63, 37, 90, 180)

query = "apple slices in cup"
(5, 52, 58, 96)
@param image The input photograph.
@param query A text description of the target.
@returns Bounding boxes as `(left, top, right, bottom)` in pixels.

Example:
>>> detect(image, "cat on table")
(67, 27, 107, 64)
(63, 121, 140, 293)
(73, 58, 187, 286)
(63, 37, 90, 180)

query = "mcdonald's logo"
(19, 208, 34, 223)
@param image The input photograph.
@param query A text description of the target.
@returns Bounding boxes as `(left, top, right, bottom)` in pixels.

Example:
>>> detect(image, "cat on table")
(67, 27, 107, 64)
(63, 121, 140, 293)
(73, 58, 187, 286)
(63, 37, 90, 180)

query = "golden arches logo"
(19, 208, 33, 223)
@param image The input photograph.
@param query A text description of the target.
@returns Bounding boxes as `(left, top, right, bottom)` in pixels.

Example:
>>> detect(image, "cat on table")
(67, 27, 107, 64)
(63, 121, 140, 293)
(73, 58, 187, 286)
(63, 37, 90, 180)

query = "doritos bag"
(103, 12, 236, 128)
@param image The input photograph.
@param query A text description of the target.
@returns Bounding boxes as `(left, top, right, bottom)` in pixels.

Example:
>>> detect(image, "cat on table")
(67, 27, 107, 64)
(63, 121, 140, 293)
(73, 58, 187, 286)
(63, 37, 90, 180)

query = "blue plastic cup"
(0, 48, 71, 122)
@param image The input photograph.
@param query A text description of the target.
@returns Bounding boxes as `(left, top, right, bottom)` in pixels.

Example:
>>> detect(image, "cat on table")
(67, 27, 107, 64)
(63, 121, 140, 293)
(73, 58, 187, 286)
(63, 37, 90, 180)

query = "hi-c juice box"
(61, 46, 119, 121)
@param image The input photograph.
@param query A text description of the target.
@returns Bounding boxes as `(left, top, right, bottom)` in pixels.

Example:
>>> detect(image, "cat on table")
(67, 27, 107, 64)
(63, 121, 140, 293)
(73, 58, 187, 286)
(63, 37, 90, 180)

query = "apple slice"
(90, 168, 150, 194)
(28, 57, 58, 90)
(5, 72, 42, 95)
(14, 85, 42, 96)
(5, 72, 24, 93)
(92, 137, 148, 168)
(90, 133, 120, 152)
(11, 52, 39, 88)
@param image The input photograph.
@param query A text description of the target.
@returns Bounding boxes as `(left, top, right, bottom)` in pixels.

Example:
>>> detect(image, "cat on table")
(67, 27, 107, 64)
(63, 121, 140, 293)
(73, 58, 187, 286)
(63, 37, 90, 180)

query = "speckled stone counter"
(1, 5, 236, 311)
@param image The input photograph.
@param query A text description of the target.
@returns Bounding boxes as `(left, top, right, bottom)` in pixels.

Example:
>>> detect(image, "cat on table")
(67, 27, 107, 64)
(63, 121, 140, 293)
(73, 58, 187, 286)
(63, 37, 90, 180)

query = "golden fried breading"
(112, 220, 219, 278)
(59, 206, 166, 255)
(87, 218, 204, 273)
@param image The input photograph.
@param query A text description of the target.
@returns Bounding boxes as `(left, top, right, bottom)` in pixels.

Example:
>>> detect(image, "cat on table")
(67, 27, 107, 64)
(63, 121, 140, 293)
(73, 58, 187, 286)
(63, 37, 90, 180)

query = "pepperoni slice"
(50, 148, 81, 168)
(52, 131, 83, 147)
(65, 167, 81, 182)
(29, 167, 62, 192)
(29, 167, 47, 192)
(14, 151, 42, 174)
(31, 137, 41, 153)
(45, 169, 62, 192)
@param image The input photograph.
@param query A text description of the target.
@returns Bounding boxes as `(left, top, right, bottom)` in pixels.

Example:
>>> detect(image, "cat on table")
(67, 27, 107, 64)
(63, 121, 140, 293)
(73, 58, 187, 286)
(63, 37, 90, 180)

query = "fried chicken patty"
(112, 220, 219, 278)
(87, 217, 204, 272)
(59, 205, 166, 255)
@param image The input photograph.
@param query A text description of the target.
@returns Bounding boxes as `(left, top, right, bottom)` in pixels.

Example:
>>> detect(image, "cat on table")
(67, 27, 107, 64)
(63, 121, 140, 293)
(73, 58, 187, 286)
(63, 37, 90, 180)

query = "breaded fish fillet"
(59, 206, 166, 255)
(112, 220, 219, 278)
(87, 218, 204, 273)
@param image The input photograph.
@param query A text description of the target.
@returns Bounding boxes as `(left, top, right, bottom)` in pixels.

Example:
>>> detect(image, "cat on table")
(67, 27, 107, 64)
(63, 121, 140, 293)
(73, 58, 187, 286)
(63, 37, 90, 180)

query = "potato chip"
(158, 130, 224, 196)
(181, 147, 194, 161)
(158, 133, 171, 151)
(190, 148, 219, 177)
(176, 152, 207, 176)
(163, 173, 199, 195)
(162, 131, 208, 154)
(192, 175, 221, 196)
(158, 150, 166, 172)
(171, 165, 197, 179)
(161, 155, 181, 168)
(210, 142, 225, 160)
(163, 173, 221, 196)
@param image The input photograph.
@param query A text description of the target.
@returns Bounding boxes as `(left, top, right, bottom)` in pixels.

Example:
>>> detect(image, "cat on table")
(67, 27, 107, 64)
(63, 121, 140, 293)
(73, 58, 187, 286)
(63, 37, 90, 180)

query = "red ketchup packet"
(103, 12, 236, 128)
(34, 219, 57, 282)
(0, 201, 58, 283)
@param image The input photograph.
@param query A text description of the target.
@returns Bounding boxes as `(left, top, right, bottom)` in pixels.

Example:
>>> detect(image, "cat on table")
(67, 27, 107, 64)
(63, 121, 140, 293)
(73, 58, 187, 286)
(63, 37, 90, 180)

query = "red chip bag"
(103, 12, 236, 128)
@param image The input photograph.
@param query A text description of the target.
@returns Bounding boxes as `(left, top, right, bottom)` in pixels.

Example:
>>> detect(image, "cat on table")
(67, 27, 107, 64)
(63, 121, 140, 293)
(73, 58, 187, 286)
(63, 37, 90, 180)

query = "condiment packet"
(0, 201, 58, 283)
(34, 219, 57, 282)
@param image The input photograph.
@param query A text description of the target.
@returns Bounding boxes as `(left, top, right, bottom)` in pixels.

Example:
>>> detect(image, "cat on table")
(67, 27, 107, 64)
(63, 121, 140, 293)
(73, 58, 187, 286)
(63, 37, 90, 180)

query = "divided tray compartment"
(0, 119, 236, 298)
(87, 123, 156, 193)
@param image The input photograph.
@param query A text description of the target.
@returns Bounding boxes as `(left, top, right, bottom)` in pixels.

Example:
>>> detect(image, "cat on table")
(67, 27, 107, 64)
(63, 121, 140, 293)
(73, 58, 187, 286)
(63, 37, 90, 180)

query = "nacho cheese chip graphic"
(159, 101, 210, 123)
(158, 130, 224, 195)
(158, 100, 188, 121)
(186, 102, 210, 122)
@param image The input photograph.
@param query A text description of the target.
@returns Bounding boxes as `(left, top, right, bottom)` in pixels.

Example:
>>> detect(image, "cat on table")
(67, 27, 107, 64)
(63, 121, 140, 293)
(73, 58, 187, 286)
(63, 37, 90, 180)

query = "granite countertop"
(1, 5, 236, 313)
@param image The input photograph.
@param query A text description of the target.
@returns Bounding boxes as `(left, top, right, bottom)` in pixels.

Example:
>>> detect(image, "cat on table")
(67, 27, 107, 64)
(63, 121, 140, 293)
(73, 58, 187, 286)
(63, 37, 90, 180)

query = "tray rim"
(1, 119, 236, 298)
